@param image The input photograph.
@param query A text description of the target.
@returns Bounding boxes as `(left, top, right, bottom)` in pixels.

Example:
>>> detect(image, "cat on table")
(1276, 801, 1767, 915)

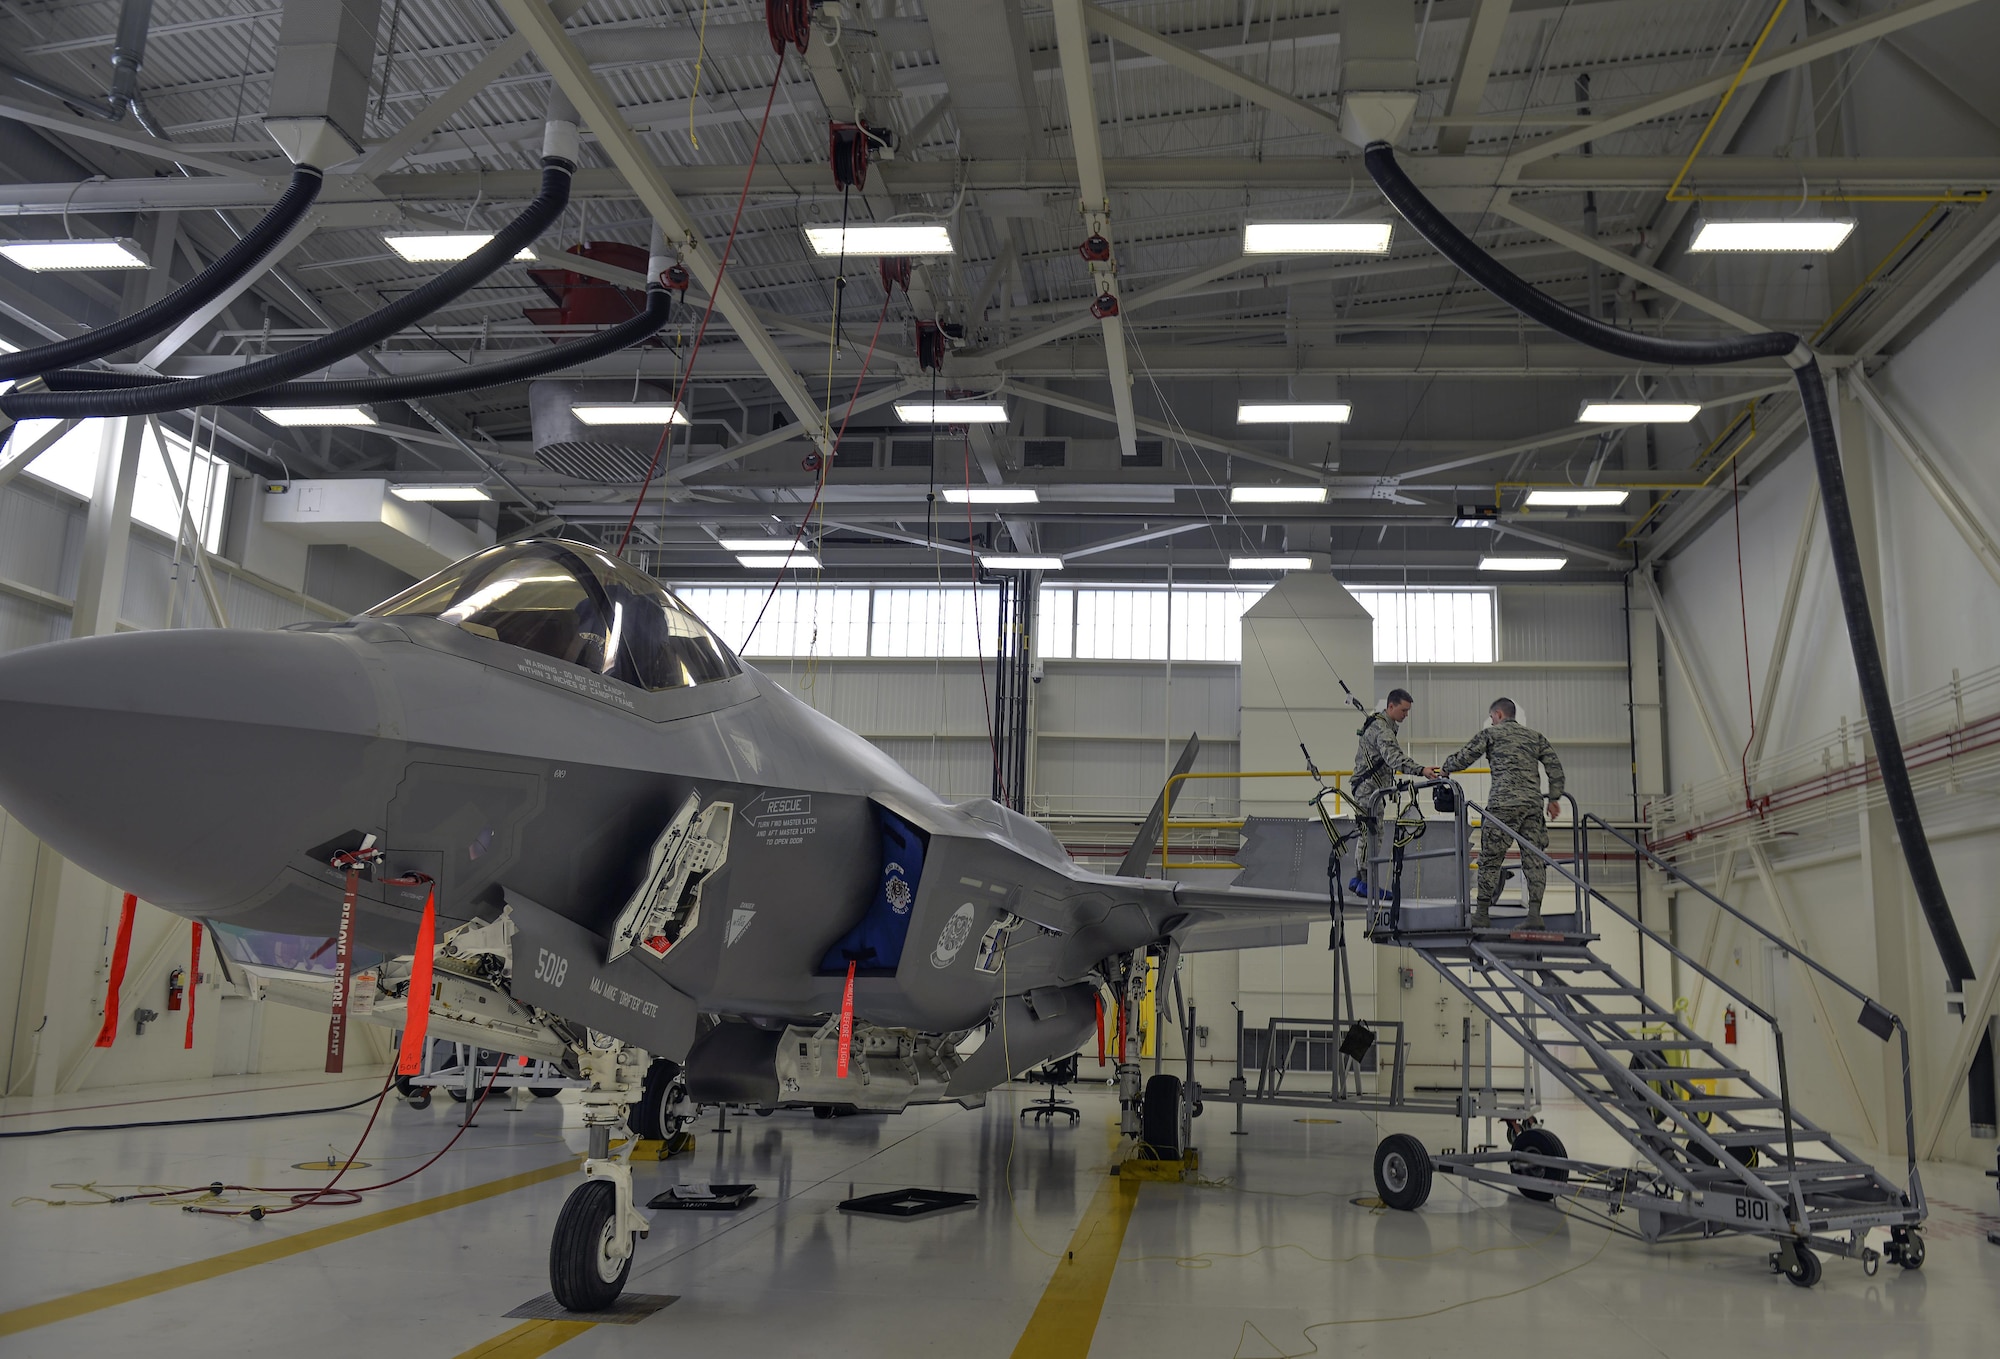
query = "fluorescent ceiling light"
(895, 400, 1009, 424)
(572, 402, 688, 426)
(981, 555, 1063, 570)
(0, 238, 149, 271)
(1689, 219, 1855, 253)
(941, 487, 1038, 504)
(1243, 222, 1393, 255)
(1237, 402, 1352, 424)
(1230, 556, 1313, 571)
(1231, 485, 1328, 504)
(717, 537, 798, 552)
(1480, 555, 1568, 572)
(805, 224, 954, 256)
(1578, 401, 1700, 423)
(1523, 488, 1630, 508)
(737, 553, 820, 570)
(391, 484, 493, 502)
(256, 405, 377, 426)
(384, 233, 536, 263)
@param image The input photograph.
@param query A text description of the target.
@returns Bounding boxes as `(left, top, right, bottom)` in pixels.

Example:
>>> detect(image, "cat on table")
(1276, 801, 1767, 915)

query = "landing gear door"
(606, 793, 734, 963)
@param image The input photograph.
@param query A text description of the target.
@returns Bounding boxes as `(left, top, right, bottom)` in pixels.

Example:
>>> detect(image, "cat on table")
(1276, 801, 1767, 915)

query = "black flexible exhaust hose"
(0, 166, 326, 384)
(0, 158, 574, 422)
(1365, 141, 1975, 989)
(42, 284, 672, 407)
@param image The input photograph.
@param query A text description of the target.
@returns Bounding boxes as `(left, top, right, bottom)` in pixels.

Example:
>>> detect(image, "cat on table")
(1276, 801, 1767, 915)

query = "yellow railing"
(1158, 767, 1488, 871)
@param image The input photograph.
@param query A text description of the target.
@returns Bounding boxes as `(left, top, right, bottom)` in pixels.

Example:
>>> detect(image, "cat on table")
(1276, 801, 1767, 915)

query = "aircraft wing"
(1164, 880, 1338, 952)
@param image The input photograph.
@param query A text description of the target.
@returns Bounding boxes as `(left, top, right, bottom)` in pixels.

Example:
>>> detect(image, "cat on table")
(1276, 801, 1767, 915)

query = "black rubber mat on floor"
(504, 1292, 678, 1324)
(645, 1183, 757, 1210)
(838, 1188, 978, 1218)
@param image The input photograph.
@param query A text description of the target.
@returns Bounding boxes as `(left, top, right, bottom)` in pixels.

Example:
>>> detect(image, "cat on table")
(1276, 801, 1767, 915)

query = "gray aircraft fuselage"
(0, 541, 1224, 1088)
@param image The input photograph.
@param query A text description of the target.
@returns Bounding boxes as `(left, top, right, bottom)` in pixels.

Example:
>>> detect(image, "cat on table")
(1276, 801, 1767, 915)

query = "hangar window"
(370, 541, 739, 690)
(8, 414, 231, 551)
(1037, 587, 1269, 662)
(1350, 588, 1495, 664)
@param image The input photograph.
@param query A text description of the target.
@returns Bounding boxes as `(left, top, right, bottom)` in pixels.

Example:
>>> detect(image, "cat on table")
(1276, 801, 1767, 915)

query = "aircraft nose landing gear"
(549, 1036, 651, 1312)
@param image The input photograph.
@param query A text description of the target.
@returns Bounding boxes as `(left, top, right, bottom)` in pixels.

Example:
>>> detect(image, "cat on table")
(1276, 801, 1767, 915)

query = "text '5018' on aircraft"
(0, 536, 1320, 1308)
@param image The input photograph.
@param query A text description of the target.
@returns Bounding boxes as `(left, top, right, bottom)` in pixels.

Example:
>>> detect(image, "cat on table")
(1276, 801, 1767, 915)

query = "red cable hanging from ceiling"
(616, 44, 794, 556)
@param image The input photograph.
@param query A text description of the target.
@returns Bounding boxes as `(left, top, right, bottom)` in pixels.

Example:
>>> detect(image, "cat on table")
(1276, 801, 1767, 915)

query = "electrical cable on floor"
(1226, 1228, 1613, 1357)
(0, 1087, 386, 1138)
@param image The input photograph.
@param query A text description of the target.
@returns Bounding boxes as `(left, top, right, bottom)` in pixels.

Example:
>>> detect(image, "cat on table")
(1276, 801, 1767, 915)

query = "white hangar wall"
(1653, 255, 2000, 1168)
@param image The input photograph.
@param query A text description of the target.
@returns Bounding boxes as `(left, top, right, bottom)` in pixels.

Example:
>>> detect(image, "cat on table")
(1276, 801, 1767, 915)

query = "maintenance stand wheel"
(1373, 1134, 1433, 1211)
(1140, 1074, 1182, 1158)
(549, 1179, 631, 1312)
(531, 1087, 562, 1099)
(1509, 1126, 1569, 1202)
(627, 1058, 686, 1142)
(1885, 1225, 1926, 1270)
(1777, 1244, 1822, 1288)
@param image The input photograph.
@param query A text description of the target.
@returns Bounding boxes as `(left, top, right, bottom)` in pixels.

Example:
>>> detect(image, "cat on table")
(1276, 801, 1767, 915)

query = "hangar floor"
(3, 1069, 1995, 1356)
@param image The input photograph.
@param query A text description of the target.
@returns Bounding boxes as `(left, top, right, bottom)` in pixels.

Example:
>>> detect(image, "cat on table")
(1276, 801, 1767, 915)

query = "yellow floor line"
(0, 1159, 577, 1338)
(452, 1319, 596, 1358)
(1010, 1128, 1142, 1359)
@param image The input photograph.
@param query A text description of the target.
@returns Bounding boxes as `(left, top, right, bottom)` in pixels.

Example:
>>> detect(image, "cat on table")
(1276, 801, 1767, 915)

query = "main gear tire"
(1140, 1075, 1182, 1159)
(627, 1058, 687, 1142)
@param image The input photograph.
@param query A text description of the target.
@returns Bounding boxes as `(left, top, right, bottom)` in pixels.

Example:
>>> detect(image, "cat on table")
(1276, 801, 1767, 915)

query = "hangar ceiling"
(2, 0, 1997, 583)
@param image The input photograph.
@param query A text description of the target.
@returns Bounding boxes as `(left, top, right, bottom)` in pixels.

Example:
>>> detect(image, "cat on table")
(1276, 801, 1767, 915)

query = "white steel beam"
(1080, 3, 1346, 144)
(1849, 372, 2000, 591)
(1747, 483, 1821, 769)
(500, 0, 832, 455)
(1051, 0, 1138, 462)
(1507, 0, 1987, 171)
(1435, 0, 1515, 156)
(355, 0, 591, 177)
(1495, 199, 1769, 336)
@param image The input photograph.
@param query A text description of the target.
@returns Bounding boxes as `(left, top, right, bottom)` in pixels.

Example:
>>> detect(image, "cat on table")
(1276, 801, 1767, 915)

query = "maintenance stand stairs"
(1361, 785, 1929, 1287)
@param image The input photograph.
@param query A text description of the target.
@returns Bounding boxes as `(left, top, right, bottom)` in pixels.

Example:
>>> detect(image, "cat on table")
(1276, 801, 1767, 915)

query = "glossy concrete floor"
(2, 1067, 1997, 1357)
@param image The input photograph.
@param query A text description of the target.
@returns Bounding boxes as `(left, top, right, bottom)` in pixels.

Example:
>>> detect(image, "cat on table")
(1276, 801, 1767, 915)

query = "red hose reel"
(766, 0, 811, 55)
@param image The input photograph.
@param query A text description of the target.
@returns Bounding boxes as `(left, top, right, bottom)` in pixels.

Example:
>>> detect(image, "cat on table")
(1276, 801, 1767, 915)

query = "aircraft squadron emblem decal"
(930, 903, 977, 968)
(884, 863, 914, 915)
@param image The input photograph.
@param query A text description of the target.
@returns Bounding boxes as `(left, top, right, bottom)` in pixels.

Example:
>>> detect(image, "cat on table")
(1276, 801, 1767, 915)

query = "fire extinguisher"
(167, 967, 186, 1012)
(1723, 1004, 1738, 1045)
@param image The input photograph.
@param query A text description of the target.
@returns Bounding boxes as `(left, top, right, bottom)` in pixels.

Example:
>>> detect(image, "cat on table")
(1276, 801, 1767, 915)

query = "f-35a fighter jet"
(0, 537, 1319, 1308)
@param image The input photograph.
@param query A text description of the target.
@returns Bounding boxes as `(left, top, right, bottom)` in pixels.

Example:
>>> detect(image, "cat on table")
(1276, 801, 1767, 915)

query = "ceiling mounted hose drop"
(1362, 139, 1975, 991)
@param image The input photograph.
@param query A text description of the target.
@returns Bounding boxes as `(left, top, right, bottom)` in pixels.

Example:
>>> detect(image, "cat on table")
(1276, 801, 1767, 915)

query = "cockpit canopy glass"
(367, 540, 739, 692)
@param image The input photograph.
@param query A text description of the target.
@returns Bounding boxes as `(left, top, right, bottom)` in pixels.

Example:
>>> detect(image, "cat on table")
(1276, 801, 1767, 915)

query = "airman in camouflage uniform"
(1352, 688, 1427, 822)
(1441, 697, 1566, 929)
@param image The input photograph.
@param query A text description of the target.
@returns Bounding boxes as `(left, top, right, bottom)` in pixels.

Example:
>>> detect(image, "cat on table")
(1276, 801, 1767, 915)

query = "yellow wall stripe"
(1009, 1168, 1141, 1357)
(452, 1319, 596, 1358)
(0, 1159, 578, 1338)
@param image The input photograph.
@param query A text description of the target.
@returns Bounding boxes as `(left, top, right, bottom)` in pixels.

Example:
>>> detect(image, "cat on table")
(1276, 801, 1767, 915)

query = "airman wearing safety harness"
(1441, 698, 1565, 930)
(1350, 690, 1428, 896)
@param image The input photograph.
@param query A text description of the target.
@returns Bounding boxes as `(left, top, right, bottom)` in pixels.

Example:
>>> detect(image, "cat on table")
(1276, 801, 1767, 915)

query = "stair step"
(1705, 1128, 1833, 1146)
(1541, 985, 1642, 996)
(1681, 1097, 1783, 1111)
(1598, 1039, 1706, 1050)
(1624, 1066, 1745, 1081)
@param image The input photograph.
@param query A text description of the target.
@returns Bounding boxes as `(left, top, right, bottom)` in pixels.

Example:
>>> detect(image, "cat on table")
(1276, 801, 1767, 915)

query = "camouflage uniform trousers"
(1474, 800, 1548, 922)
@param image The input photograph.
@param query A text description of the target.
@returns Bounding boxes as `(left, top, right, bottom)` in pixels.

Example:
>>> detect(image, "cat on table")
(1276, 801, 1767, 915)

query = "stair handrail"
(1578, 810, 1922, 1214)
(1471, 792, 1809, 1223)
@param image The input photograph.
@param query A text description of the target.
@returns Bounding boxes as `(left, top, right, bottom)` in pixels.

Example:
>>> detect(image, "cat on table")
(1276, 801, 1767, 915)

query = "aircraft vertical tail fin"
(1116, 734, 1201, 879)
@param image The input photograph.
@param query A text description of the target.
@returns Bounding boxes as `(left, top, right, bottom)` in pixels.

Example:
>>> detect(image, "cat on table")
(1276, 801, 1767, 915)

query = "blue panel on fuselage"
(817, 806, 927, 975)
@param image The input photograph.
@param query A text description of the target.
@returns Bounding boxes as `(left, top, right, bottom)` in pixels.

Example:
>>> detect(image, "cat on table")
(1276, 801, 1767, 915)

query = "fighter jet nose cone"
(0, 628, 389, 911)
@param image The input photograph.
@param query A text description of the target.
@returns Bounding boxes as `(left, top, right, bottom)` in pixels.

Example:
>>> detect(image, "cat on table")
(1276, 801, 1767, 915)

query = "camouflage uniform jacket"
(1441, 719, 1565, 807)
(1352, 711, 1426, 814)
